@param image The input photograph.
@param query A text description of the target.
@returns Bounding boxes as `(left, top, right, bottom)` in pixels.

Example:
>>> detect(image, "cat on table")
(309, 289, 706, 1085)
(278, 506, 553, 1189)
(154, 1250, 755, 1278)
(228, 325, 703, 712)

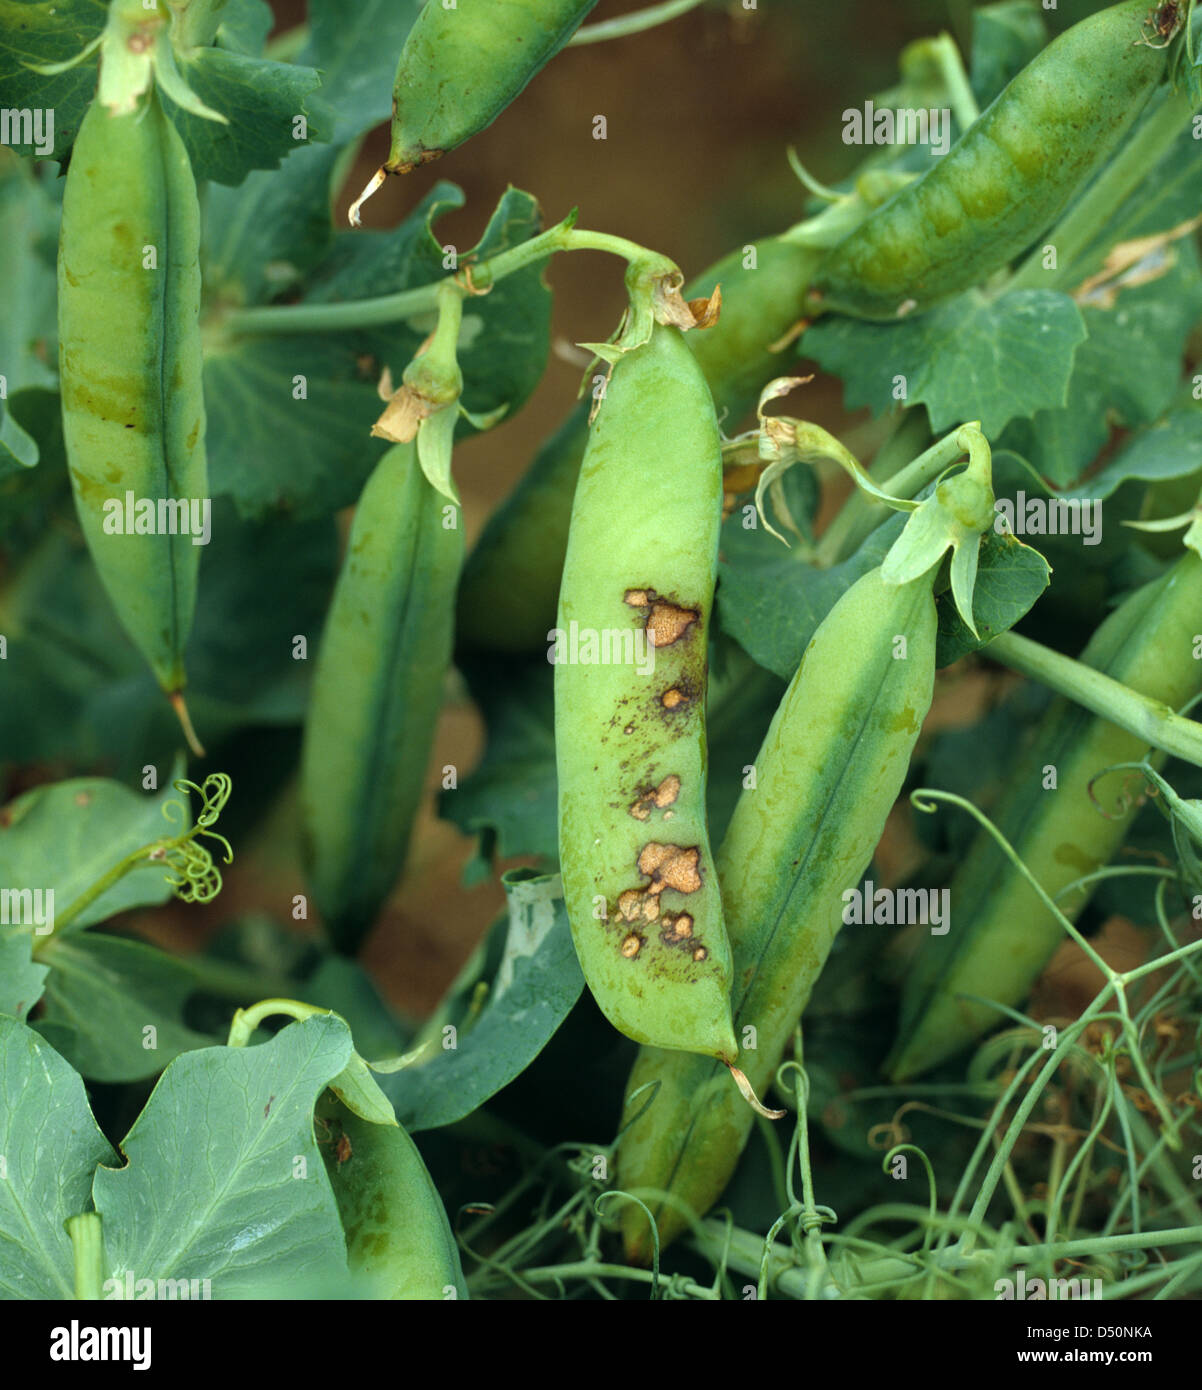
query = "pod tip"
(168, 691, 206, 759)
(727, 1063, 786, 1119)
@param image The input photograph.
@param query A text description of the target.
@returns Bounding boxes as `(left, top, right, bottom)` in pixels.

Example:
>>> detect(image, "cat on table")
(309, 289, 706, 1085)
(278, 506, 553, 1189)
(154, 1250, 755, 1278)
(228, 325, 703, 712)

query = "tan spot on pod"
(620, 934, 642, 959)
(661, 688, 686, 710)
(692, 946, 708, 961)
(623, 589, 700, 648)
(628, 774, 681, 821)
(637, 842, 702, 895)
(617, 890, 643, 921)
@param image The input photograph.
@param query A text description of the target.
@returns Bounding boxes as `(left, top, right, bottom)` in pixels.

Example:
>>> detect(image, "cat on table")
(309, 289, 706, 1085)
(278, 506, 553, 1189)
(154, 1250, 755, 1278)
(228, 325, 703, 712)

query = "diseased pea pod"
(806, 0, 1171, 321)
(301, 441, 462, 954)
(555, 322, 737, 1064)
(316, 1094, 467, 1299)
(887, 548, 1202, 1082)
(57, 91, 206, 738)
(351, 0, 598, 220)
(456, 237, 821, 652)
(617, 565, 938, 1262)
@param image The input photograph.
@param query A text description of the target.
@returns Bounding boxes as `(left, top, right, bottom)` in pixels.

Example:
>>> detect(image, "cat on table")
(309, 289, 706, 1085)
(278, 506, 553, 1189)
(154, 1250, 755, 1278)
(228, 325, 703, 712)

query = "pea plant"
(2, 0, 1202, 1304)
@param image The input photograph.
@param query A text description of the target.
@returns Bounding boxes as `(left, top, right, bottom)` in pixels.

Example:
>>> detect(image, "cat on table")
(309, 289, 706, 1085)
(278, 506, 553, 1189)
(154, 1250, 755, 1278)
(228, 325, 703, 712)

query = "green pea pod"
(616, 566, 937, 1262)
(457, 237, 821, 652)
(807, 0, 1170, 321)
(301, 442, 462, 954)
(316, 1094, 468, 1299)
(346, 0, 596, 222)
(555, 323, 736, 1063)
(887, 548, 1202, 1081)
(58, 91, 207, 736)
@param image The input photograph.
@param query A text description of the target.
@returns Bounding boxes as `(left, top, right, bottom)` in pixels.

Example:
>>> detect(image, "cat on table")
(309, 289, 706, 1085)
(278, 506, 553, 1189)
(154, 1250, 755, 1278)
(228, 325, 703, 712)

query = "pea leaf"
(0, 506, 338, 774)
(0, 927, 49, 1021)
(162, 48, 329, 187)
(0, 0, 101, 161)
(716, 508, 902, 681)
(34, 933, 218, 1082)
(970, 1, 1048, 109)
(0, 773, 186, 934)
(379, 870, 584, 1133)
(207, 185, 551, 519)
(999, 244, 1202, 487)
(444, 651, 559, 865)
(93, 1015, 353, 1297)
(299, 0, 426, 144)
(934, 529, 1051, 667)
(1060, 405, 1202, 502)
(0, 1015, 118, 1299)
(803, 289, 1086, 439)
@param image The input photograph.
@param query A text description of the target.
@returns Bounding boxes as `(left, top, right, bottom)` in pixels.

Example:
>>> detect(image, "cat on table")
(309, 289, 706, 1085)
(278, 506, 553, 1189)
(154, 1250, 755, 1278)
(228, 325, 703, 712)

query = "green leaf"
(934, 529, 1051, 667)
(207, 186, 551, 519)
(1062, 406, 1202, 502)
(299, 0, 425, 144)
(380, 870, 584, 1132)
(162, 48, 328, 186)
(298, 954, 412, 1061)
(0, 1015, 117, 1299)
(34, 933, 218, 1082)
(804, 289, 1086, 439)
(0, 506, 338, 771)
(444, 651, 560, 863)
(0, 0, 102, 160)
(0, 927, 49, 1020)
(1000, 245, 1202, 487)
(93, 1015, 353, 1297)
(0, 773, 186, 934)
(203, 143, 345, 306)
(969, 1, 1048, 109)
(716, 507, 902, 681)
(0, 161, 58, 392)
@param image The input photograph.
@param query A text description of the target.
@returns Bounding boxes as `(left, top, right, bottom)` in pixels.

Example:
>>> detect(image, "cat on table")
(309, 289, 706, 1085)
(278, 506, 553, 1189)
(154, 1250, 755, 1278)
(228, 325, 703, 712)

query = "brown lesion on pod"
(623, 589, 700, 648)
(637, 841, 702, 895)
(628, 774, 681, 821)
(613, 843, 709, 961)
(659, 912, 699, 952)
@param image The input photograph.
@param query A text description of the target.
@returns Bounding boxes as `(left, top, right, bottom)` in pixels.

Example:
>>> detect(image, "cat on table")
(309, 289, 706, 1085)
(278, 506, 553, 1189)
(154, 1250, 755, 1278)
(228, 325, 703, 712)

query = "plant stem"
(225, 221, 676, 337)
(66, 1213, 105, 1300)
(988, 630, 1202, 769)
(1006, 89, 1196, 294)
(43, 845, 164, 945)
(570, 0, 707, 46)
(815, 425, 966, 567)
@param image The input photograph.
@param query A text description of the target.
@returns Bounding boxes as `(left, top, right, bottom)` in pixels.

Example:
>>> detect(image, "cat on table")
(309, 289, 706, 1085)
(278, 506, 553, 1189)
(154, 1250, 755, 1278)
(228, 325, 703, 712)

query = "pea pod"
(457, 237, 821, 652)
(301, 442, 462, 954)
(617, 565, 938, 1261)
(351, 0, 598, 221)
(555, 322, 736, 1063)
(316, 1094, 467, 1299)
(887, 548, 1202, 1081)
(57, 91, 206, 733)
(806, 0, 1171, 321)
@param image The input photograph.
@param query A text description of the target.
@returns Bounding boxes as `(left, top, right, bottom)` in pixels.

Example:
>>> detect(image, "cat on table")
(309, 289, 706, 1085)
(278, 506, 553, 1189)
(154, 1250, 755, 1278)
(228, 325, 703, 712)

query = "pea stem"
(65, 1214, 105, 1301)
(1006, 87, 1196, 294)
(569, 0, 707, 46)
(225, 221, 676, 337)
(986, 630, 1202, 769)
(815, 425, 966, 566)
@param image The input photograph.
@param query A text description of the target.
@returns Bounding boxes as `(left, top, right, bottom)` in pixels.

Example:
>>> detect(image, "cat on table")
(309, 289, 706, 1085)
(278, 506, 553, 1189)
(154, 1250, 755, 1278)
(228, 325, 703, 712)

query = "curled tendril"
(154, 775, 234, 904)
